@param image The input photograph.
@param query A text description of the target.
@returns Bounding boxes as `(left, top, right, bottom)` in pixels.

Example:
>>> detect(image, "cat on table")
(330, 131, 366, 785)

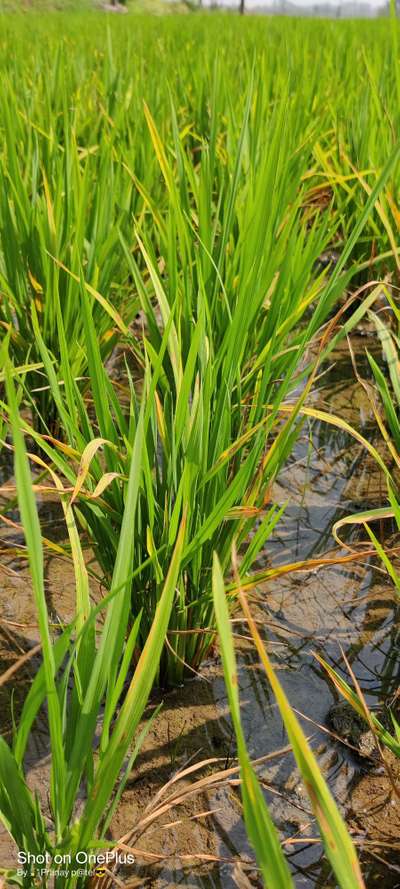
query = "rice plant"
(365, 309, 400, 464)
(3, 51, 397, 683)
(0, 358, 186, 887)
(1, 14, 399, 428)
(212, 552, 366, 889)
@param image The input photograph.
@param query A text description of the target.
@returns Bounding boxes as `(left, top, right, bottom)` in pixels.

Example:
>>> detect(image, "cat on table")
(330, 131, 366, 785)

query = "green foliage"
(212, 554, 366, 889)
(0, 360, 186, 886)
(1, 14, 399, 685)
(0, 13, 399, 885)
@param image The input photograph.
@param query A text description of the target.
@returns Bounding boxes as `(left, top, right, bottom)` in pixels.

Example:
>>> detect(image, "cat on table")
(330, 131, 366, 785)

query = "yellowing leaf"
(71, 437, 115, 504)
(28, 269, 43, 294)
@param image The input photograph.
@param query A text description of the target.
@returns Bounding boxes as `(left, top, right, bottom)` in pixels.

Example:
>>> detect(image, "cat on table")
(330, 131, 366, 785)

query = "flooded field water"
(1, 338, 400, 888)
